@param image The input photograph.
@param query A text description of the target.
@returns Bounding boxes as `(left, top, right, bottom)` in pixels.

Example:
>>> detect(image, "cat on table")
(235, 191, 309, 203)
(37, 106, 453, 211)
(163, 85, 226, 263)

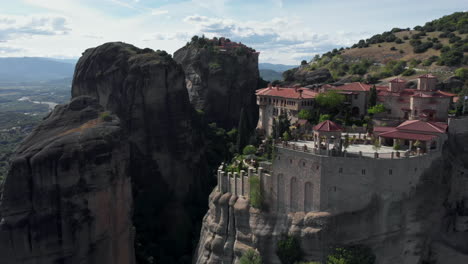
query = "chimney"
(276, 85, 280, 91)
(299, 89, 303, 98)
(268, 83, 272, 89)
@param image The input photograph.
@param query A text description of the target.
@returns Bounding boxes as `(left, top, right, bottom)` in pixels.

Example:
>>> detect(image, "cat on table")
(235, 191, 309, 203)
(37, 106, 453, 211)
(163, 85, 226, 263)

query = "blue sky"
(0, 0, 466, 64)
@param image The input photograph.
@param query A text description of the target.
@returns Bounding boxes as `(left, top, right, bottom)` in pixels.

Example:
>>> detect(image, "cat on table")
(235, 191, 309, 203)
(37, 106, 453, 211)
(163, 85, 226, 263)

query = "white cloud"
(0, 15, 70, 42)
(151, 9, 169, 16)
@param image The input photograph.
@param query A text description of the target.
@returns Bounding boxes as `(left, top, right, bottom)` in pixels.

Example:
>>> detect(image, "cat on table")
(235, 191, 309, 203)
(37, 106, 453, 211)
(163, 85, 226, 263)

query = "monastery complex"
(216, 74, 465, 215)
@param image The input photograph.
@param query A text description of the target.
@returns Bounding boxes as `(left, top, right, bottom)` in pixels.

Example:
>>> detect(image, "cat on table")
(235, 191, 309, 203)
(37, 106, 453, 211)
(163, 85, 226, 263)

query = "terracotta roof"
(437, 91, 457, 97)
(313, 120, 343, 132)
(418, 74, 437, 79)
(412, 91, 454, 98)
(256, 87, 318, 99)
(390, 78, 406, 83)
(379, 130, 437, 141)
(396, 120, 447, 133)
(328, 82, 372, 92)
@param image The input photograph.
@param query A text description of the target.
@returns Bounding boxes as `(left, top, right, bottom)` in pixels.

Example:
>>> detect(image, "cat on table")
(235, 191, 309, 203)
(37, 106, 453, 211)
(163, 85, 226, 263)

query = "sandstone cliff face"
(0, 42, 214, 264)
(173, 44, 259, 129)
(71, 42, 211, 263)
(0, 96, 134, 264)
(195, 119, 468, 264)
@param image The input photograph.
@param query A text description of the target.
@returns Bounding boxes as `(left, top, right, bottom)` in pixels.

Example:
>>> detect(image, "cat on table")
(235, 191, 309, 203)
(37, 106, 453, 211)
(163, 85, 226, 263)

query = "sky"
(0, 0, 466, 65)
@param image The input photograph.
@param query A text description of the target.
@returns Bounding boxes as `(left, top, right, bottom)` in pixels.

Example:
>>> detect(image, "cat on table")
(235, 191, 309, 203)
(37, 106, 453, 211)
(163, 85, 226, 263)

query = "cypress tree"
(369, 85, 377, 107)
(236, 108, 250, 154)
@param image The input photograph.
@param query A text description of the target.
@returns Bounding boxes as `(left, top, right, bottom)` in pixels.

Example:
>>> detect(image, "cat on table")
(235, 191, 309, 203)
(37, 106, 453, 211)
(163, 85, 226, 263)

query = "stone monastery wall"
(218, 146, 442, 215)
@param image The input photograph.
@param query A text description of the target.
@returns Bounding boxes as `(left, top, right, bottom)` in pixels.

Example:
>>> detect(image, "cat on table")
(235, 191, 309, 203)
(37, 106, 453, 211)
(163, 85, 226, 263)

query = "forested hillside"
(284, 12, 468, 92)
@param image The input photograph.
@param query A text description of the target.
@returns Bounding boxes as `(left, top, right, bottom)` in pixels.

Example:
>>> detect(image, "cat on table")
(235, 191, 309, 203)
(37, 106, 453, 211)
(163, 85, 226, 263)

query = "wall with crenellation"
(217, 144, 442, 215)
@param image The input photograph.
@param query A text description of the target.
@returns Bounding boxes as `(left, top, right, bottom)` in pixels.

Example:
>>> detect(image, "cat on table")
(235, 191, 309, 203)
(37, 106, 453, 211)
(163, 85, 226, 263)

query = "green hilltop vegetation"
(284, 12, 468, 92)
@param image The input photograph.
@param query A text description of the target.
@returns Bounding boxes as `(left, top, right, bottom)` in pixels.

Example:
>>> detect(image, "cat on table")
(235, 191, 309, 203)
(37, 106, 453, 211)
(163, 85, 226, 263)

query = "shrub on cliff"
(240, 249, 263, 264)
(276, 235, 303, 264)
(326, 245, 375, 264)
(455, 68, 468, 80)
(249, 175, 263, 208)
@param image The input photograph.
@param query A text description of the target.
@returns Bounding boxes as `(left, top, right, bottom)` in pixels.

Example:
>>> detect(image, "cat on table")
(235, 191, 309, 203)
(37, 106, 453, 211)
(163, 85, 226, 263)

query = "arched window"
(290, 177, 298, 211)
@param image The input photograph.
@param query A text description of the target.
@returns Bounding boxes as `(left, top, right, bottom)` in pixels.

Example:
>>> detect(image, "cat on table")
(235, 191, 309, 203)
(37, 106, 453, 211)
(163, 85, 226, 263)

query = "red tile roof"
(396, 120, 447, 133)
(390, 78, 406, 83)
(379, 130, 437, 141)
(256, 87, 318, 99)
(328, 82, 372, 92)
(313, 120, 343, 132)
(418, 74, 437, 79)
(437, 91, 457, 97)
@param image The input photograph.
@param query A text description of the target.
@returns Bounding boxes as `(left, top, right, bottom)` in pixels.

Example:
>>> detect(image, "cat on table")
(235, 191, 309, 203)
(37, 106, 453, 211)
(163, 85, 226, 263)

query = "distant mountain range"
(0, 57, 76, 83)
(258, 63, 297, 81)
(0, 57, 297, 83)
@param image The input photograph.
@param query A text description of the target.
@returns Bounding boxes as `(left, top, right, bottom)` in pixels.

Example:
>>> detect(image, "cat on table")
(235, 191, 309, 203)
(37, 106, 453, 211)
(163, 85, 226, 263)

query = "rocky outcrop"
(0, 42, 214, 264)
(0, 96, 134, 264)
(71, 42, 211, 263)
(195, 118, 468, 264)
(173, 40, 259, 129)
(283, 67, 332, 86)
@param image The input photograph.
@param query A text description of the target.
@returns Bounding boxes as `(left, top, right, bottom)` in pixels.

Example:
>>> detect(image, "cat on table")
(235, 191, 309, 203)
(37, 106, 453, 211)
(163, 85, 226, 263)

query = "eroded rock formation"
(71, 42, 211, 263)
(0, 42, 214, 264)
(0, 96, 134, 264)
(195, 118, 468, 264)
(173, 40, 259, 129)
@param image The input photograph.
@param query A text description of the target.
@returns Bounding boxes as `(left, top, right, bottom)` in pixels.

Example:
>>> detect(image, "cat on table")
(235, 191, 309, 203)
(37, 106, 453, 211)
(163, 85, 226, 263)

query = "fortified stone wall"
(218, 146, 442, 215)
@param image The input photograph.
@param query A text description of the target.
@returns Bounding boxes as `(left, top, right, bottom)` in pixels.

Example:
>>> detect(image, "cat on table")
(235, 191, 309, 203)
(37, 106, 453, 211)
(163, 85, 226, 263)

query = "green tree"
(237, 108, 250, 154)
(298, 109, 313, 120)
(273, 113, 291, 140)
(243, 145, 257, 155)
(367, 104, 386, 115)
(282, 131, 291, 141)
(240, 249, 262, 264)
(326, 245, 376, 264)
(276, 235, 303, 264)
(455, 68, 468, 80)
(319, 114, 331, 122)
(368, 85, 377, 107)
(316, 91, 345, 109)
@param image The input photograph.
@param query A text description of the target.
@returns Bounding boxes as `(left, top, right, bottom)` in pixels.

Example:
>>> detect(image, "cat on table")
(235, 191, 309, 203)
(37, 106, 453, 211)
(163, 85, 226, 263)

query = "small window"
(303, 162, 306, 166)
(362, 169, 366, 175)
(339, 168, 343, 173)
(334, 186, 337, 192)
(414, 168, 418, 172)
(290, 159, 293, 164)
(354, 94, 358, 100)
(389, 169, 393, 175)
(316, 165, 319, 170)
